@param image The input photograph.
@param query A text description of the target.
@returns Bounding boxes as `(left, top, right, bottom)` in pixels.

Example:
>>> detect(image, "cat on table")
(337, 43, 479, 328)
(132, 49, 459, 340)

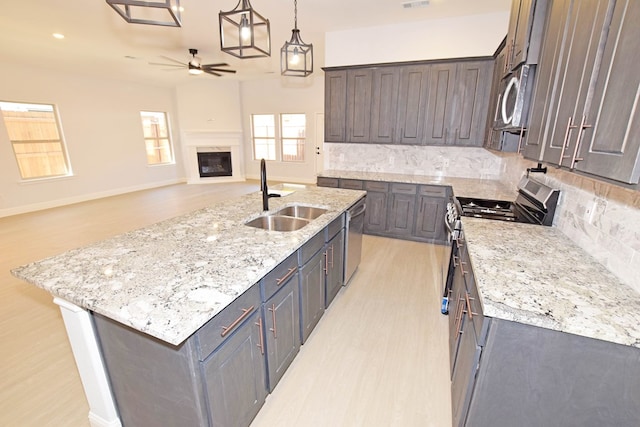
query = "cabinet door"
(423, 63, 457, 145)
(414, 194, 446, 241)
(299, 249, 325, 343)
(449, 61, 493, 146)
(576, 0, 640, 184)
(511, 0, 535, 68)
(541, 0, 611, 167)
(202, 310, 268, 427)
(523, 0, 572, 160)
(396, 65, 431, 144)
(346, 68, 373, 143)
(324, 70, 347, 142)
(264, 276, 300, 391)
(325, 229, 345, 307)
(370, 67, 401, 143)
(363, 190, 388, 234)
(387, 184, 417, 237)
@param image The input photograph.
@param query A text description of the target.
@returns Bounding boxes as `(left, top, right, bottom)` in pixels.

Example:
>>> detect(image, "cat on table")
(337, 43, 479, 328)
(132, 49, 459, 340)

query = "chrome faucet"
(260, 158, 280, 211)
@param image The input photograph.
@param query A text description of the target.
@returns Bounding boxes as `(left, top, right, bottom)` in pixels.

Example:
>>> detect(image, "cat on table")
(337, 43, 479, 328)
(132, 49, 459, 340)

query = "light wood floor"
(0, 182, 451, 427)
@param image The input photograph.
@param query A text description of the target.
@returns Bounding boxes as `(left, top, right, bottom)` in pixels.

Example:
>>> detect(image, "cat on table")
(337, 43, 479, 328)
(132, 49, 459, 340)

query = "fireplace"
(197, 151, 232, 177)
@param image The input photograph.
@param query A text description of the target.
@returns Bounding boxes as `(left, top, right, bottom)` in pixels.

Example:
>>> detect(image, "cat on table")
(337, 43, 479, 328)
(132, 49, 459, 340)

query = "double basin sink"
(245, 205, 328, 232)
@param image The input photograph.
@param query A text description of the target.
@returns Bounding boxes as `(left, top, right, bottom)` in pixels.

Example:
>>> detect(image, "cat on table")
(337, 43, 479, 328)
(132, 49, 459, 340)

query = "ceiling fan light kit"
(219, 0, 271, 59)
(150, 49, 237, 77)
(106, 0, 182, 27)
(280, 0, 313, 77)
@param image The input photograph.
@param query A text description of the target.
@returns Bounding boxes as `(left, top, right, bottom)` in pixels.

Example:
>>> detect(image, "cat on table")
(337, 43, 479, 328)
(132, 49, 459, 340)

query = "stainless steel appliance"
(456, 176, 559, 226)
(344, 196, 366, 285)
(441, 199, 462, 314)
(494, 64, 536, 131)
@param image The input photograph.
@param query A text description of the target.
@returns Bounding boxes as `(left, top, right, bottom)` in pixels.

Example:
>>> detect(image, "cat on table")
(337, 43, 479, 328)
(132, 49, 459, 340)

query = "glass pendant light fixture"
(219, 0, 271, 59)
(105, 0, 182, 27)
(280, 0, 313, 77)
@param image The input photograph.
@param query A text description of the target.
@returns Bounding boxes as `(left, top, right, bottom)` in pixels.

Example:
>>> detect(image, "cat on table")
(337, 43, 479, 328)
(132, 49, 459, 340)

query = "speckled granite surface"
(462, 217, 640, 348)
(12, 187, 365, 346)
(319, 170, 516, 200)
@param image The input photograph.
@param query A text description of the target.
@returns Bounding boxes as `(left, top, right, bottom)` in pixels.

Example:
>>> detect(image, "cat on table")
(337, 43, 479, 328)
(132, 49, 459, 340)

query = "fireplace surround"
(197, 151, 232, 177)
(182, 131, 244, 183)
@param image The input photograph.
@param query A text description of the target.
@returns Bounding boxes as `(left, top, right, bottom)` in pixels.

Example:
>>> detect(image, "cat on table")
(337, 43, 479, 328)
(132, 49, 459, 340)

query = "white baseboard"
(0, 178, 186, 218)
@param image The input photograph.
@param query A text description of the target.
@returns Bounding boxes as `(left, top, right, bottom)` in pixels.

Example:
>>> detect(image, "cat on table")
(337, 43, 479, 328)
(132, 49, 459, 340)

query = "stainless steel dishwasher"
(344, 196, 366, 285)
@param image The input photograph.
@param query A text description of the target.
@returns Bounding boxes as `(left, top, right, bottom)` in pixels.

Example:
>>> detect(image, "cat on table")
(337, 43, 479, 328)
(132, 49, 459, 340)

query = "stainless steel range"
(456, 176, 560, 226)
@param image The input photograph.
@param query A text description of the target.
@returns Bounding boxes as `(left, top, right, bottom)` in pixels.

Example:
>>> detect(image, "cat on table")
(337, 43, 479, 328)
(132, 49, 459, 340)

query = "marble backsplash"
(325, 143, 640, 293)
(325, 143, 503, 179)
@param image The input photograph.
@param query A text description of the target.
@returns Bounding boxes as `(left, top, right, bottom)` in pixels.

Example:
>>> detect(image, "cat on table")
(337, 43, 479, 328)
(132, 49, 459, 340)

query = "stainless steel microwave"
(493, 64, 536, 131)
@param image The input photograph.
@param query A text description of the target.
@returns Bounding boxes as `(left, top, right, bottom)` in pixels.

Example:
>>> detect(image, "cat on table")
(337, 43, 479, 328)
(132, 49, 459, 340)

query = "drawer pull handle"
(268, 303, 277, 338)
(464, 292, 478, 319)
(255, 317, 265, 355)
(276, 267, 297, 285)
(220, 306, 255, 337)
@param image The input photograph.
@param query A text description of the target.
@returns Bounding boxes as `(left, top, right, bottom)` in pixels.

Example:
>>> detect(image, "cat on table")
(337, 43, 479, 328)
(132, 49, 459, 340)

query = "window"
(281, 114, 306, 162)
(140, 111, 173, 165)
(251, 113, 306, 162)
(0, 101, 71, 180)
(251, 114, 276, 161)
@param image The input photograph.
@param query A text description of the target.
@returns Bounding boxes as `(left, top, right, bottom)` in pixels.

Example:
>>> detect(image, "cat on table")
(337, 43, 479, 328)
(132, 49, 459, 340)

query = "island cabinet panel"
(93, 314, 210, 427)
(202, 309, 268, 427)
(370, 66, 401, 143)
(346, 69, 373, 143)
(324, 70, 347, 142)
(299, 247, 326, 343)
(465, 319, 640, 427)
(262, 273, 300, 392)
(325, 228, 345, 307)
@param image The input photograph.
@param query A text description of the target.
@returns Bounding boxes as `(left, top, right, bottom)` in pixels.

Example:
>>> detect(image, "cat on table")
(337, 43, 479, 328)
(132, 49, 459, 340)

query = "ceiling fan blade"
(149, 62, 184, 68)
(201, 63, 230, 68)
(205, 68, 237, 74)
(203, 70, 222, 77)
(159, 56, 187, 66)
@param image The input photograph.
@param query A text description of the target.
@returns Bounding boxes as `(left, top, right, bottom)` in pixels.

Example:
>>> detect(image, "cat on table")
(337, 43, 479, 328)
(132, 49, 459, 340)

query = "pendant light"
(105, 0, 182, 27)
(219, 0, 271, 59)
(280, 0, 313, 77)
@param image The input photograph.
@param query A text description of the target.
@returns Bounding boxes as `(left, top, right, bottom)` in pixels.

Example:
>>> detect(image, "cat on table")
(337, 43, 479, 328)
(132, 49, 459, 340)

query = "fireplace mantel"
(181, 130, 245, 184)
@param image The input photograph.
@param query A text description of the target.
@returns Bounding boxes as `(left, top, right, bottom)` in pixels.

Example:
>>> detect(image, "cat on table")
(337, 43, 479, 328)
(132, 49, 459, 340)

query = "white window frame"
(0, 100, 72, 180)
(140, 111, 174, 166)
(251, 113, 306, 162)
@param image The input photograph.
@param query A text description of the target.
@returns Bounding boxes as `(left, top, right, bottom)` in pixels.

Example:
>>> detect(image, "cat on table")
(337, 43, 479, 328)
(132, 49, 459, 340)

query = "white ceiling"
(0, 0, 511, 87)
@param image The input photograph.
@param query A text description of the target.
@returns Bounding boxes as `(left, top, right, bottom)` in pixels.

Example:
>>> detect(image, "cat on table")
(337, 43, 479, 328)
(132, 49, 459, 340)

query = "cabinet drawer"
(418, 185, 449, 197)
(390, 183, 417, 195)
(317, 177, 339, 188)
(340, 179, 364, 190)
(298, 231, 325, 266)
(261, 252, 298, 302)
(195, 284, 261, 361)
(326, 213, 345, 241)
(365, 181, 389, 192)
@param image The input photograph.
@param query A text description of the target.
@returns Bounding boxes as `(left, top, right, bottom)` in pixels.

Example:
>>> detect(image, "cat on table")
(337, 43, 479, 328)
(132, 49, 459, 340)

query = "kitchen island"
(12, 186, 365, 427)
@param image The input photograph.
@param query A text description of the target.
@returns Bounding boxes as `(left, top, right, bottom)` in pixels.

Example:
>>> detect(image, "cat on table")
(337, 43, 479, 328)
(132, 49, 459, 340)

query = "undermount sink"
(245, 205, 328, 232)
(274, 205, 327, 220)
(245, 215, 310, 232)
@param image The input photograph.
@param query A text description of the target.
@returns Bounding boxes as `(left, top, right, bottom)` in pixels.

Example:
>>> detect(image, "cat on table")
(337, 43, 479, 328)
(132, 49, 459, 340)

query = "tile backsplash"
(326, 144, 640, 293)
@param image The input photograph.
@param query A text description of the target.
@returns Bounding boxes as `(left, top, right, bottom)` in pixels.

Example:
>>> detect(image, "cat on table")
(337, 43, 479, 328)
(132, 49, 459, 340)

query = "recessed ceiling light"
(52, 33, 65, 39)
(402, 1, 429, 9)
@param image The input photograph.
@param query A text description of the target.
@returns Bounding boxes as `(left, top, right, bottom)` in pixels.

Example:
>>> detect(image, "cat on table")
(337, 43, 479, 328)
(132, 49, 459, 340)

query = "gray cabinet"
(324, 70, 347, 142)
(363, 181, 388, 234)
(414, 185, 449, 242)
(396, 64, 431, 144)
(423, 61, 493, 146)
(298, 233, 326, 343)
(574, 0, 640, 184)
(504, 0, 548, 74)
(261, 255, 300, 391)
(387, 183, 417, 237)
(370, 66, 401, 143)
(325, 228, 345, 307)
(346, 68, 373, 143)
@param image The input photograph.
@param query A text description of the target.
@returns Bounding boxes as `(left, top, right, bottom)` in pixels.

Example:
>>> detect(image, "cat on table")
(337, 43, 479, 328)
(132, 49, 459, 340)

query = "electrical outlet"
(389, 156, 395, 166)
(443, 158, 450, 167)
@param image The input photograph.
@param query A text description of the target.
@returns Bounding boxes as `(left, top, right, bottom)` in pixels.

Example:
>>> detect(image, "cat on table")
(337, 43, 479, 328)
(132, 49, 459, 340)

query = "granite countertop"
(462, 217, 640, 348)
(319, 169, 516, 200)
(12, 187, 365, 346)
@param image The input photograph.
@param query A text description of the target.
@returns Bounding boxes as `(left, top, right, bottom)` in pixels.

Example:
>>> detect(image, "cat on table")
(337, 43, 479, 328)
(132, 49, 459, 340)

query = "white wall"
(325, 12, 509, 66)
(175, 79, 243, 132)
(239, 76, 324, 184)
(0, 63, 184, 217)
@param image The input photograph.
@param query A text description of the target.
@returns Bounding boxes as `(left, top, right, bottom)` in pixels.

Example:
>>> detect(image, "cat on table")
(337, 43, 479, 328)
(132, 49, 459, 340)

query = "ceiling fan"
(149, 49, 237, 77)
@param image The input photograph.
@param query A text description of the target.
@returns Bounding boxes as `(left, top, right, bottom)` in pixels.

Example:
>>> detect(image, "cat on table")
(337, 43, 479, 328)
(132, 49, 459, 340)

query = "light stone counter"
(462, 217, 640, 348)
(12, 187, 365, 346)
(319, 170, 517, 201)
